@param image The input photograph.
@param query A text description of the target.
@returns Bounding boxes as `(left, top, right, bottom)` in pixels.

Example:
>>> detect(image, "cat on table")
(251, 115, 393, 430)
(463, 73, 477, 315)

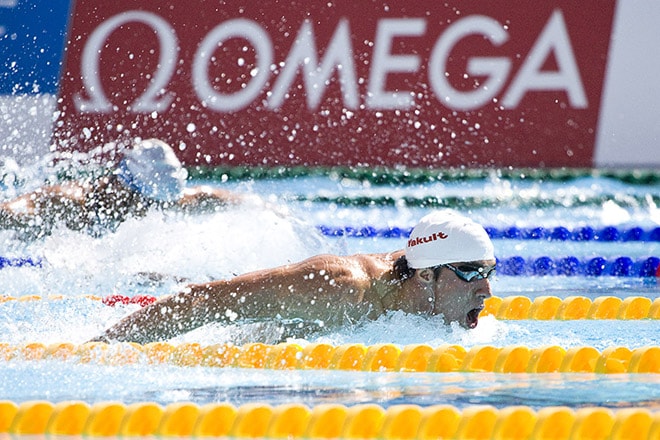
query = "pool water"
(0, 169, 659, 413)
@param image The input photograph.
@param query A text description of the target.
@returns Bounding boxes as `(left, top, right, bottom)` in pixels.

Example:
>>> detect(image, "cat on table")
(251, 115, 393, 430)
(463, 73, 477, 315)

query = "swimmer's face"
(430, 260, 495, 329)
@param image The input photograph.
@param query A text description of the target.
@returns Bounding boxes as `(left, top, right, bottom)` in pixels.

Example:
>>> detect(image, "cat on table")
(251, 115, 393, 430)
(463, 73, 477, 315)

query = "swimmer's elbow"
(87, 334, 111, 344)
(88, 325, 148, 345)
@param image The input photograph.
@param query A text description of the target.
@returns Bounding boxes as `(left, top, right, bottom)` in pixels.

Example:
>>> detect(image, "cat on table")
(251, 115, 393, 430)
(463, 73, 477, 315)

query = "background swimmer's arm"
(0, 203, 23, 229)
(177, 186, 245, 212)
(0, 185, 87, 232)
(0, 193, 47, 234)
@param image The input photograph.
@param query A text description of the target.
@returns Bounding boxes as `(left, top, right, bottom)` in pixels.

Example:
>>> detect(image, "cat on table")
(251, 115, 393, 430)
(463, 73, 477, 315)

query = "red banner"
(55, 0, 615, 168)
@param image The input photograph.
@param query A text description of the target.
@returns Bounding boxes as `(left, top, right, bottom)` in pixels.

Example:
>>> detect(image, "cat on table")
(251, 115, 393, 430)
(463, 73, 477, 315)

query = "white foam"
(0, 204, 332, 298)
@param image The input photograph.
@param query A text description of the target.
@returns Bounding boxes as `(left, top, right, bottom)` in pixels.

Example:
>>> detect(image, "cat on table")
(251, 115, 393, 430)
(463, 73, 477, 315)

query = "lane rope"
(188, 165, 660, 185)
(2, 399, 658, 438)
(496, 255, 660, 277)
(1, 255, 657, 277)
(0, 257, 42, 269)
(318, 224, 660, 242)
(1, 342, 660, 374)
(2, 295, 660, 320)
(0, 342, 660, 374)
(288, 193, 660, 209)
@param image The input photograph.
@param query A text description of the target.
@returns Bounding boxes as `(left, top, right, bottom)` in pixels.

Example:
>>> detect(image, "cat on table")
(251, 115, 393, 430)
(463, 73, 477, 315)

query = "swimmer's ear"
(416, 268, 435, 285)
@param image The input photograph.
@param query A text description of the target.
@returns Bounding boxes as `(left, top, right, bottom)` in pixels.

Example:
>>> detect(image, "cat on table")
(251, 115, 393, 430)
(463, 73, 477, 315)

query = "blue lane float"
(317, 225, 413, 238)
(0, 257, 43, 269)
(496, 256, 660, 277)
(0, 254, 655, 277)
(317, 225, 660, 242)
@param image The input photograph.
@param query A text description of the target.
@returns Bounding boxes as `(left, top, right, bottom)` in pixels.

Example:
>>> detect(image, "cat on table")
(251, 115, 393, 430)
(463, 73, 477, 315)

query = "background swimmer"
(0, 139, 245, 239)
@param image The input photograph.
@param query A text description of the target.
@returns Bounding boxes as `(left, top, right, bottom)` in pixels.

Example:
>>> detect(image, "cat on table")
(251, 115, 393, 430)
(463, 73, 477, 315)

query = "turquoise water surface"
(0, 169, 659, 409)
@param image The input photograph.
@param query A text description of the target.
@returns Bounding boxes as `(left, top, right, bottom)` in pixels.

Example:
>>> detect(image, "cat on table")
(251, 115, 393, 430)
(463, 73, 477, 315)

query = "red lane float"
(101, 294, 157, 307)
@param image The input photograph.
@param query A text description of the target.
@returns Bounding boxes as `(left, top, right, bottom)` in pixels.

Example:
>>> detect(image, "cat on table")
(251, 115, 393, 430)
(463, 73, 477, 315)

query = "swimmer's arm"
(177, 186, 244, 212)
(0, 185, 86, 229)
(90, 255, 370, 344)
(89, 275, 340, 344)
(0, 193, 40, 230)
(89, 286, 224, 344)
(0, 204, 21, 229)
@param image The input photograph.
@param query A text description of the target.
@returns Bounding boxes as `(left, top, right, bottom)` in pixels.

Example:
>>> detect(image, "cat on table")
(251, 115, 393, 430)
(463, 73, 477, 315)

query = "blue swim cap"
(115, 139, 188, 202)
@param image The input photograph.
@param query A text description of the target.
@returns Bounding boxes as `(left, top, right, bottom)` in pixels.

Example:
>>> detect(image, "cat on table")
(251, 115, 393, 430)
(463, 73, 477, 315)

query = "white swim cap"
(405, 211, 494, 268)
(115, 139, 188, 202)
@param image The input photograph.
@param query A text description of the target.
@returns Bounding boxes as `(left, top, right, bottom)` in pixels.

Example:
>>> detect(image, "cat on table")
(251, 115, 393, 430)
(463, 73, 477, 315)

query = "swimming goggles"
(443, 263, 496, 282)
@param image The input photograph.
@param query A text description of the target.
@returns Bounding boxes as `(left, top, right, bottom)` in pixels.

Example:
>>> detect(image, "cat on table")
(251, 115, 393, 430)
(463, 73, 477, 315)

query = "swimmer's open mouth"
(466, 307, 483, 329)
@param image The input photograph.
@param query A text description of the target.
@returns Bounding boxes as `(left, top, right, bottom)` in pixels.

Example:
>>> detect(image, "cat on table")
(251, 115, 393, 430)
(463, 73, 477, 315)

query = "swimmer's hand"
(86, 287, 216, 345)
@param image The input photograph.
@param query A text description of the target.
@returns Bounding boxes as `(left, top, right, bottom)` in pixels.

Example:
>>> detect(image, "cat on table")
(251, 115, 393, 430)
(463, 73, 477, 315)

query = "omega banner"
(55, 0, 615, 168)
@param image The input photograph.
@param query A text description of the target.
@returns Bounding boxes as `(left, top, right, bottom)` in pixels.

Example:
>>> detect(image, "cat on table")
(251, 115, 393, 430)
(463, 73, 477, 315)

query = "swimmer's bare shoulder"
(190, 250, 406, 325)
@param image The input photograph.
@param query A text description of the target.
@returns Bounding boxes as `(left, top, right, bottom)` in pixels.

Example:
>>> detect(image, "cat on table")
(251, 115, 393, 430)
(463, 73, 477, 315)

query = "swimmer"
(0, 139, 245, 239)
(91, 211, 496, 344)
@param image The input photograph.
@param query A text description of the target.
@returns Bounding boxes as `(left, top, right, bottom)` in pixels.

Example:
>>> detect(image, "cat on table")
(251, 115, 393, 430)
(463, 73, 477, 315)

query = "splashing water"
(0, 158, 659, 349)
(0, 205, 333, 299)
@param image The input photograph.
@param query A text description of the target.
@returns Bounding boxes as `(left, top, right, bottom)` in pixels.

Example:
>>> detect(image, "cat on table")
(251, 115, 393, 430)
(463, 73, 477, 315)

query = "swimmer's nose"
(475, 279, 492, 301)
